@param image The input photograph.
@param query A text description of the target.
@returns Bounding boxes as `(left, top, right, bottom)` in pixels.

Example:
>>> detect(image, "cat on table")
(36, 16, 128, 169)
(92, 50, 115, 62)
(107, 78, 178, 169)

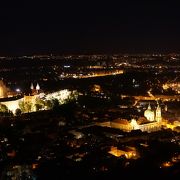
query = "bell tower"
(36, 83, 40, 93)
(156, 103, 162, 122)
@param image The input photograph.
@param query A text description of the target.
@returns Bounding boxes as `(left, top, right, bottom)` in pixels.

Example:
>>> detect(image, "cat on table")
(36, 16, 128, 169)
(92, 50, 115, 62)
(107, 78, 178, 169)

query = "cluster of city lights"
(44, 89, 78, 104)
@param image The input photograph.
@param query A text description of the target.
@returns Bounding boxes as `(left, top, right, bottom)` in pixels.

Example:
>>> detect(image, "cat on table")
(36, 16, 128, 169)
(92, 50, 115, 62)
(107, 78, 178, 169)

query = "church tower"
(144, 103, 155, 121)
(165, 104, 168, 112)
(30, 83, 34, 90)
(36, 83, 40, 93)
(156, 103, 162, 122)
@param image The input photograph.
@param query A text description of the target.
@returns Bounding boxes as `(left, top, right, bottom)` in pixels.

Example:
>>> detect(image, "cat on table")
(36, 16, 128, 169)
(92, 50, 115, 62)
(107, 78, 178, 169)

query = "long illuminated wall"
(0, 98, 23, 113)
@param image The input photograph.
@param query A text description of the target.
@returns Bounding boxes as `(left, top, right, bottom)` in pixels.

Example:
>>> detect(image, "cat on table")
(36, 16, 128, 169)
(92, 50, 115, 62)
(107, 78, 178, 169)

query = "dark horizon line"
(0, 51, 180, 57)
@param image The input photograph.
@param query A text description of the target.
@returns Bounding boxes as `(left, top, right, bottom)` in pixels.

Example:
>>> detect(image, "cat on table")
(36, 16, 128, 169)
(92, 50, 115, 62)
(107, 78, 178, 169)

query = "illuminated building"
(30, 82, 41, 95)
(0, 80, 23, 113)
(30, 82, 34, 90)
(163, 82, 180, 94)
(108, 146, 139, 159)
(112, 103, 162, 132)
(0, 98, 23, 113)
(0, 81, 41, 113)
(144, 103, 155, 121)
(98, 103, 163, 132)
(155, 103, 162, 122)
(0, 80, 8, 98)
(0, 80, 77, 114)
(36, 83, 40, 91)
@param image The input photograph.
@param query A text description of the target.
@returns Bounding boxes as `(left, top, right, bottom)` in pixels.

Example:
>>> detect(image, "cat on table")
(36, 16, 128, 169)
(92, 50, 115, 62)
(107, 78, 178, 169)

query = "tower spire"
(30, 83, 34, 90)
(147, 103, 151, 110)
(36, 83, 40, 93)
(156, 102, 162, 122)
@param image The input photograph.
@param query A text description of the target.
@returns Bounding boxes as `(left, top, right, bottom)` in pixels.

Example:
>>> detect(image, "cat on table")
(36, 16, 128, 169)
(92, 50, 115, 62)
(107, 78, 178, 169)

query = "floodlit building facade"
(110, 103, 162, 132)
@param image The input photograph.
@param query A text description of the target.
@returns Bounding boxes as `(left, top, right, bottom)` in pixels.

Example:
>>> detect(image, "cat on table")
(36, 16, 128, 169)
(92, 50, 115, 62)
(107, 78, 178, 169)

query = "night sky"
(0, 1, 180, 55)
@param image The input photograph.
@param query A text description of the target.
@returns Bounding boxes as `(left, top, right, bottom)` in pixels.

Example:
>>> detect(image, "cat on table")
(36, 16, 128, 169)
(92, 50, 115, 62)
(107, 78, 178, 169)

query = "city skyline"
(0, 2, 180, 178)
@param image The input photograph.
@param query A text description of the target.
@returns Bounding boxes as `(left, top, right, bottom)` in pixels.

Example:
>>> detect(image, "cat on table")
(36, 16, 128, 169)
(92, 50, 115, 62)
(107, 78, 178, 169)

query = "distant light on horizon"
(64, 65, 71, 68)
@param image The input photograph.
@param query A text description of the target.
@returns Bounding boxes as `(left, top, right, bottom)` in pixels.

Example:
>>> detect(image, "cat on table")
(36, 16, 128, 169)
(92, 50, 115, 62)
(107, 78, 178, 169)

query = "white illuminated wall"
(45, 89, 77, 104)
(1, 98, 23, 114)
